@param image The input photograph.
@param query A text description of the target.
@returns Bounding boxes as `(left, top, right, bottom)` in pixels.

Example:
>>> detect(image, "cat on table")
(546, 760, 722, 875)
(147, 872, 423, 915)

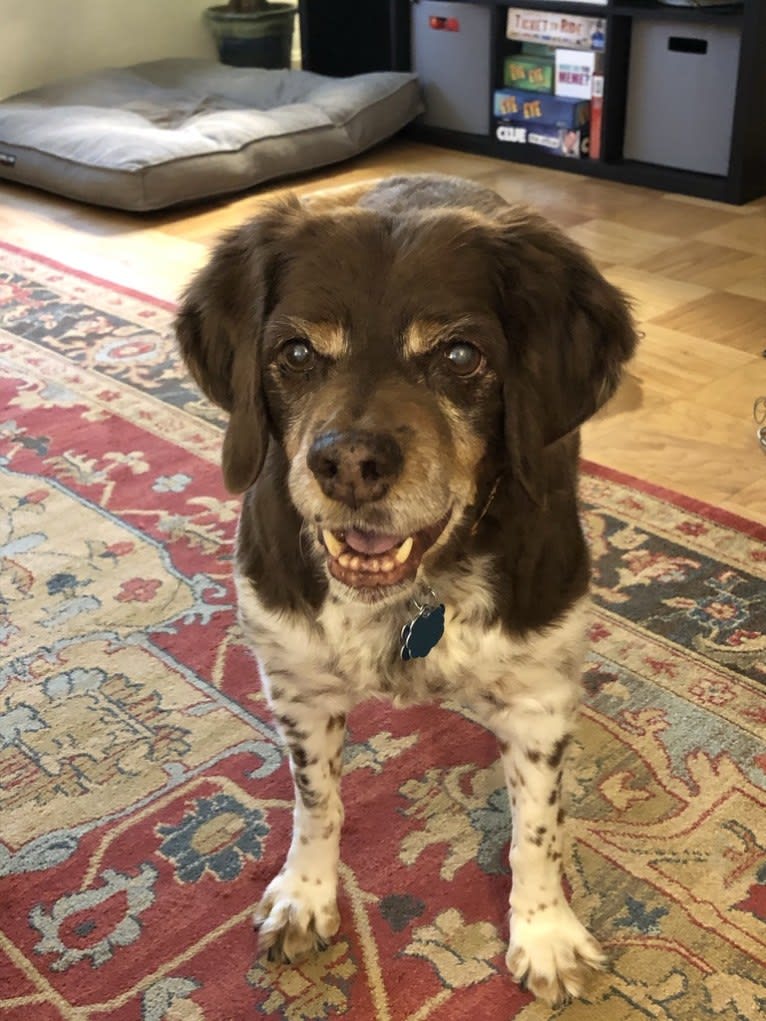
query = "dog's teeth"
(366, 558, 380, 573)
(350, 555, 362, 571)
(381, 557, 395, 572)
(394, 537, 414, 564)
(338, 553, 352, 568)
(323, 530, 344, 558)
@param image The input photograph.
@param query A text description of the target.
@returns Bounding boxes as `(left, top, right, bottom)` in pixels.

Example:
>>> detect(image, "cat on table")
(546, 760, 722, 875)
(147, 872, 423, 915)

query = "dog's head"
(176, 181, 636, 604)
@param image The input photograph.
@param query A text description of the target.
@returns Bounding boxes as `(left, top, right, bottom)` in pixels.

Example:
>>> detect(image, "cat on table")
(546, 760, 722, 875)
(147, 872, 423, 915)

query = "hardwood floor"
(2, 138, 764, 523)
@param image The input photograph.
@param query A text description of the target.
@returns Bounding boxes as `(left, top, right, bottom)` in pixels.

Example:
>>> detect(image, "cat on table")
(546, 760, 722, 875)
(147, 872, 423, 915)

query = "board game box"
(506, 8, 606, 50)
(521, 42, 553, 57)
(554, 49, 599, 99)
(504, 54, 555, 92)
(495, 120, 590, 158)
(493, 89, 591, 129)
(590, 73, 604, 159)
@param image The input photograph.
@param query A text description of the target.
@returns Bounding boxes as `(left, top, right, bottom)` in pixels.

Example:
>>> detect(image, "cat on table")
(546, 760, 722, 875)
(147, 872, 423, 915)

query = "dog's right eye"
(443, 340, 484, 377)
(279, 339, 315, 373)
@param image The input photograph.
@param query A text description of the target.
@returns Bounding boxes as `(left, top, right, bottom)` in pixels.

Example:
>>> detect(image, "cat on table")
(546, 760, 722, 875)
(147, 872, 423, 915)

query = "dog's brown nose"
(307, 430, 403, 508)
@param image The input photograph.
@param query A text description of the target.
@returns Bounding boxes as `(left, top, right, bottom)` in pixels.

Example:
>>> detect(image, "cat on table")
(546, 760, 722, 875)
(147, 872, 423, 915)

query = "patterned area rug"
(1, 241, 765, 1021)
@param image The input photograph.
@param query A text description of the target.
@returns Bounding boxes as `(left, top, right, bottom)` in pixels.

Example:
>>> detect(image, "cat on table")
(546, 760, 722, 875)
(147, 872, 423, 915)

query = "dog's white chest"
(236, 564, 589, 713)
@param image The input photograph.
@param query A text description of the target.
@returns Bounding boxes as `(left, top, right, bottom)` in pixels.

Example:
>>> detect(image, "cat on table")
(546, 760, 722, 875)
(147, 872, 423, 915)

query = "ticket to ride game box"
(506, 8, 606, 50)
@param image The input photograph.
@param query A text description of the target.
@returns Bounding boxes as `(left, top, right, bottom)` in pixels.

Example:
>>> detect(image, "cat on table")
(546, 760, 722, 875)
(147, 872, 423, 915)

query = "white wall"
(0, 0, 219, 99)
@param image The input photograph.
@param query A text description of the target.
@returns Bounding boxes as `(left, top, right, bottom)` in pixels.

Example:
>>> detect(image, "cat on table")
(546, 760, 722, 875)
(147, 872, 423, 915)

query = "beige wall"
(0, 0, 219, 98)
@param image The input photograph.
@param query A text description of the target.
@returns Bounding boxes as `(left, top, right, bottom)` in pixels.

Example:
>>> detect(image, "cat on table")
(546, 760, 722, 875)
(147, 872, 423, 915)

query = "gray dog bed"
(0, 59, 422, 212)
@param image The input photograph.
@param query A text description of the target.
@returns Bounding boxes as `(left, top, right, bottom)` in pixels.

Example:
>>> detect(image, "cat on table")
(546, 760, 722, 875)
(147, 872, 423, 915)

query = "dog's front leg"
(486, 703, 605, 1005)
(254, 702, 347, 963)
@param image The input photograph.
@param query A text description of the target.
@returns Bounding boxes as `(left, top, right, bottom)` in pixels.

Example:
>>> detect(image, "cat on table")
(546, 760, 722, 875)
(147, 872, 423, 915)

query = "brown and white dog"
(175, 174, 637, 1005)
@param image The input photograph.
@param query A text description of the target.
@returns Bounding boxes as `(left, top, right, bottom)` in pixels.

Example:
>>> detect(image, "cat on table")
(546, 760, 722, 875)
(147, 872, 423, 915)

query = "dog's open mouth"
(319, 513, 450, 589)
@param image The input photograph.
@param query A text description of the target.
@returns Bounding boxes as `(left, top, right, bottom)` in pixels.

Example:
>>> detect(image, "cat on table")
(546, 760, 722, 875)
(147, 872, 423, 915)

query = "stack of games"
(495, 8, 606, 159)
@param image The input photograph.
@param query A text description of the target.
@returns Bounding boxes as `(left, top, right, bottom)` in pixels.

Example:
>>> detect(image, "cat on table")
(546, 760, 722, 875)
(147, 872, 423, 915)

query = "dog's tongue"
(344, 529, 401, 555)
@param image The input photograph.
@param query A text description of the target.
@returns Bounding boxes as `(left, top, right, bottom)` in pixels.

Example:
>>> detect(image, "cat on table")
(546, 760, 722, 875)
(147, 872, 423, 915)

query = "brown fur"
(175, 174, 638, 1003)
(175, 173, 636, 634)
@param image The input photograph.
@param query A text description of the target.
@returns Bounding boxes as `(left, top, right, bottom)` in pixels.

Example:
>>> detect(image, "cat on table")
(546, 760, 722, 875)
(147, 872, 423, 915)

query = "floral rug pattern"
(1, 242, 765, 1020)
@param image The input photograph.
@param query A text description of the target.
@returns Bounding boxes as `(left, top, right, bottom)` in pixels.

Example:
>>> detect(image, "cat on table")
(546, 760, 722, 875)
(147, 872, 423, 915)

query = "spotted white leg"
(490, 708, 605, 1005)
(254, 704, 347, 963)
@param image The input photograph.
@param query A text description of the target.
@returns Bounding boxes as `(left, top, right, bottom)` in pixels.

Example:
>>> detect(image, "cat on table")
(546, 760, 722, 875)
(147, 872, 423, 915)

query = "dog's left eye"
(444, 341, 483, 377)
(279, 339, 315, 372)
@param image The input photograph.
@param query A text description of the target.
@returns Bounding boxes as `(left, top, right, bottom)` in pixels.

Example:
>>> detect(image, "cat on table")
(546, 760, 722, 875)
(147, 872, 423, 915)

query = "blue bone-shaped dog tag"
(400, 603, 445, 661)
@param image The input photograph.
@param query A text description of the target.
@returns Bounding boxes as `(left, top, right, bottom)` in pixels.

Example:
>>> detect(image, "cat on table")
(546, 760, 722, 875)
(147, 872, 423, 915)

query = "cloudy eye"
(280, 338, 315, 372)
(444, 340, 484, 377)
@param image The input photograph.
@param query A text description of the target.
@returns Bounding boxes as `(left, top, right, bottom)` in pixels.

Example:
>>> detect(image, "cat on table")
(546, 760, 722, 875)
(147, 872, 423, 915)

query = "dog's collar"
(400, 475, 502, 661)
(400, 591, 445, 661)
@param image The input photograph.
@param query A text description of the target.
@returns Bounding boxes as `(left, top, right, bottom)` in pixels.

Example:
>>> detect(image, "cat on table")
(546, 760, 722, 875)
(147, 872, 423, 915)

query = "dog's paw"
(254, 870, 341, 964)
(506, 906, 606, 1006)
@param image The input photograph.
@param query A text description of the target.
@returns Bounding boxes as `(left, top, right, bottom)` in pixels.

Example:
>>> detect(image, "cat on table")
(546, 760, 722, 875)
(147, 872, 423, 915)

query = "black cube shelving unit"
(299, 1, 765, 205)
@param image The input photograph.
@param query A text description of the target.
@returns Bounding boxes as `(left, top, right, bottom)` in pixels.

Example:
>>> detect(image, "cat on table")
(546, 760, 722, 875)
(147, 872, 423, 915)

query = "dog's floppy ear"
(491, 209, 637, 498)
(174, 198, 299, 494)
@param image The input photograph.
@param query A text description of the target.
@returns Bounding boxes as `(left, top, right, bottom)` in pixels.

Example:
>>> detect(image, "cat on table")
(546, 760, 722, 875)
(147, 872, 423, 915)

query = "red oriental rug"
(1, 240, 765, 1021)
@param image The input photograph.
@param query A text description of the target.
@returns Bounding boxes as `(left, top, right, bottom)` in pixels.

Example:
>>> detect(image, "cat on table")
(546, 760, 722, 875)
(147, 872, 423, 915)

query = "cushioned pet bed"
(0, 59, 422, 212)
